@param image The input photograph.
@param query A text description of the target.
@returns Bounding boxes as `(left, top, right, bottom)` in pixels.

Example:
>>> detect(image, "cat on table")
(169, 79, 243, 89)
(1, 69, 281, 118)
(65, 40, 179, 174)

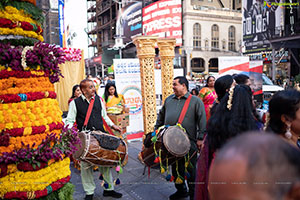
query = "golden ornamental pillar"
(157, 38, 176, 102)
(133, 36, 158, 134)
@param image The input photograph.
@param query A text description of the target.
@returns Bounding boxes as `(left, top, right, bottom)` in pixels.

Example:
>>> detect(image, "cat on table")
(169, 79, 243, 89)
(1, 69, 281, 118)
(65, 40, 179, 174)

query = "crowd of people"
(65, 73, 300, 200)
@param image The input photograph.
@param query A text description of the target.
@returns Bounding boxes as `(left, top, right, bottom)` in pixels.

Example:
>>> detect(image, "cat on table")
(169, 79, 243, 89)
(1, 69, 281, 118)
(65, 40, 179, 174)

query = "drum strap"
(102, 116, 115, 136)
(178, 94, 192, 124)
(83, 97, 95, 128)
(83, 97, 115, 136)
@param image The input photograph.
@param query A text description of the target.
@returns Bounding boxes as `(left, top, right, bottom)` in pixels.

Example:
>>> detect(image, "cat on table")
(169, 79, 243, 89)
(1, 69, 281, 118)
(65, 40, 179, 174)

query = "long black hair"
(267, 89, 300, 135)
(214, 75, 234, 101)
(207, 85, 257, 160)
(210, 75, 234, 116)
(205, 76, 215, 87)
(233, 73, 249, 85)
(104, 82, 119, 102)
(71, 84, 80, 99)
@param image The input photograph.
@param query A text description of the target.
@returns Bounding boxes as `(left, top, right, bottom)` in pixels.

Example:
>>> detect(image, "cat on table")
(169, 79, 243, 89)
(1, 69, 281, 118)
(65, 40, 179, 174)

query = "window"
(205, 39, 209, 50)
(193, 23, 201, 50)
(228, 26, 236, 51)
(222, 40, 226, 50)
(211, 24, 219, 51)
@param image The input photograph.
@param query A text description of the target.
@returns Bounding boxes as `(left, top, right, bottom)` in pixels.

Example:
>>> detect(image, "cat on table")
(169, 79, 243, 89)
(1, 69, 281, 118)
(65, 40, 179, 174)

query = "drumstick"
(186, 150, 198, 166)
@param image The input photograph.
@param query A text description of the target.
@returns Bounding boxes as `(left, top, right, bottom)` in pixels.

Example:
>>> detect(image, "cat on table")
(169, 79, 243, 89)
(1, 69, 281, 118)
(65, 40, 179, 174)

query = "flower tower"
(0, 1, 79, 199)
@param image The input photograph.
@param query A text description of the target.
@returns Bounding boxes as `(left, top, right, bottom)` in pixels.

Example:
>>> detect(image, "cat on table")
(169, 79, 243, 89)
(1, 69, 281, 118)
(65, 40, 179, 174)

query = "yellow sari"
(106, 94, 125, 107)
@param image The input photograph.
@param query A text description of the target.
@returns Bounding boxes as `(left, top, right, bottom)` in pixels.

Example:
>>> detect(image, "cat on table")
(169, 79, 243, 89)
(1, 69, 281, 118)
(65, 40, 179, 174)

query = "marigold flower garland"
(1, 121, 63, 137)
(0, 27, 43, 41)
(0, 129, 61, 153)
(0, 18, 43, 34)
(0, 157, 70, 196)
(0, 69, 46, 79)
(0, 76, 54, 95)
(4, 176, 72, 199)
(0, 1, 44, 25)
(0, 91, 56, 104)
(0, 99, 62, 131)
(0, 6, 40, 25)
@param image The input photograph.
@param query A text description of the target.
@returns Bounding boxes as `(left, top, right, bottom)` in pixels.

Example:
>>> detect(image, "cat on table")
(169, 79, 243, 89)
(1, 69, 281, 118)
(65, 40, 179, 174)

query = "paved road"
(70, 140, 189, 200)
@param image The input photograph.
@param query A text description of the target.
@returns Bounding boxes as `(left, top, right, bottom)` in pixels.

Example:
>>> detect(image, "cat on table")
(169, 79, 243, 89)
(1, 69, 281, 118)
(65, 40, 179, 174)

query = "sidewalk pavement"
(70, 140, 189, 200)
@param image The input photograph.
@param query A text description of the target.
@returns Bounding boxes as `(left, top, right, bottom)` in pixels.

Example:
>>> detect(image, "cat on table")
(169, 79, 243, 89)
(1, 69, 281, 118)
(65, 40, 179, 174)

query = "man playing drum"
(155, 76, 206, 200)
(65, 79, 123, 200)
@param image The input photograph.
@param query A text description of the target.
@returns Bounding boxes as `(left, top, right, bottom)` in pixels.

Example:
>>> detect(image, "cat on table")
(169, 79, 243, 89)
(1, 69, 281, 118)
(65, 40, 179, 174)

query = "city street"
(70, 140, 188, 200)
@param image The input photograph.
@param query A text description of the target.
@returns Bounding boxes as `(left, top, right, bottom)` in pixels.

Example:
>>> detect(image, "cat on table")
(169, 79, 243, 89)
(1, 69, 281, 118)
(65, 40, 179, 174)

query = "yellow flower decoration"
(0, 158, 71, 196)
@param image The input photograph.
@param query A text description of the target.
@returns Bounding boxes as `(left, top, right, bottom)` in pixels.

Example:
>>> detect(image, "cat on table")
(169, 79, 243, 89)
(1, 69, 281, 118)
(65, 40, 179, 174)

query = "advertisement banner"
(218, 56, 250, 75)
(63, 0, 88, 58)
(242, 0, 284, 53)
(116, 2, 143, 44)
(249, 60, 263, 102)
(142, 0, 182, 46)
(50, 0, 58, 10)
(114, 59, 143, 139)
(58, 0, 64, 47)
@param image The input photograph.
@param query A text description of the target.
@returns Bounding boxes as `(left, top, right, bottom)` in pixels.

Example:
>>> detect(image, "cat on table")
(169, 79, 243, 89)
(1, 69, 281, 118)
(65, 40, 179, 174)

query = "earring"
(285, 124, 292, 139)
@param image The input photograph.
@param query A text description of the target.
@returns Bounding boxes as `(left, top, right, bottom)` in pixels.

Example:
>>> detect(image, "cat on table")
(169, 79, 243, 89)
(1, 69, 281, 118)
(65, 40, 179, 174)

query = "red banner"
(142, 0, 182, 46)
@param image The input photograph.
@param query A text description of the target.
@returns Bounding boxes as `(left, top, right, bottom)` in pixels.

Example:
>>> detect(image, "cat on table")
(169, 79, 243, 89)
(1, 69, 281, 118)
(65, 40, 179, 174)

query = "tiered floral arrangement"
(0, 0, 44, 46)
(0, 1, 80, 199)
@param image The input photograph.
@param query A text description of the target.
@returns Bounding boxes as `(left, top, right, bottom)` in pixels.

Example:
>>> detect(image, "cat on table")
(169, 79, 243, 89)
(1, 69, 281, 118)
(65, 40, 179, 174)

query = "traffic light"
(190, 53, 192, 59)
(179, 48, 182, 55)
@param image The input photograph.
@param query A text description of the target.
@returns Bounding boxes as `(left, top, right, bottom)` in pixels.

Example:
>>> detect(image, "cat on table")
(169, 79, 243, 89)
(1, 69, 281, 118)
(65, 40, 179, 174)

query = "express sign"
(142, 0, 182, 46)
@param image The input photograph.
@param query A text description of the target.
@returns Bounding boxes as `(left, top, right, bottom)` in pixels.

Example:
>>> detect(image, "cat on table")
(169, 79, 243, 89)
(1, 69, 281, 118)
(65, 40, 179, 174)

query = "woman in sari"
(104, 83, 125, 113)
(199, 76, 217, 122)
(68, 84, 81, 104)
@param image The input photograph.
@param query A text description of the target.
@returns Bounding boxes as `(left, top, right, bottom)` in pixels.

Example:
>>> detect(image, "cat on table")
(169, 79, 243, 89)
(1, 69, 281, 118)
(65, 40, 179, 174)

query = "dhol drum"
(141, 125, 191, 168)
(73, 131, 128, 167)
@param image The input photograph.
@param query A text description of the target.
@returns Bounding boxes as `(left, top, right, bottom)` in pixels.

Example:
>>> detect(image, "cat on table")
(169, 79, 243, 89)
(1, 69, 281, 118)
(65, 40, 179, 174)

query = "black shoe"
(84, 194, 93, 200)
(169, 191, 189, 200)
(103, 190, 123, 198)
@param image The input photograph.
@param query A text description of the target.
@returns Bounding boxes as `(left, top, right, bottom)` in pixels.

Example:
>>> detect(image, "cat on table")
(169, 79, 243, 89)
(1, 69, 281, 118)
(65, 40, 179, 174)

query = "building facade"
(86, 0, 243, 76)
(242, 0, 300, 82)
(183, 0, 242, 74)
(36, 0, 60, 45)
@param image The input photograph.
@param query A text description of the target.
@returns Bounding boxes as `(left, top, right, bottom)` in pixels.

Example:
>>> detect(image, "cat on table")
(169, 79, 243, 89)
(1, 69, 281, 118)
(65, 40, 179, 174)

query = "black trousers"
(171, 148, 197, 198)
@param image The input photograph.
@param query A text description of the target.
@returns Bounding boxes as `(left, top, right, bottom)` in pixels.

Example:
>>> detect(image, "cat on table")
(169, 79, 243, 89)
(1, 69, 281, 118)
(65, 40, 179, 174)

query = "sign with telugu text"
(114, 59, 144, 135)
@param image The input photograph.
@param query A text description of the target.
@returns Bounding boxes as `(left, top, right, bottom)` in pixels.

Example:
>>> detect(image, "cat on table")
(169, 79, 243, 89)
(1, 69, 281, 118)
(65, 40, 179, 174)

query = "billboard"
(49, 0, 58, 10)
(242, 0, 284, 53)
(116, 2, 143, 44)
(249, 60, 263, 102)
(63, 0, 88, 58)
(142, 0, 182, 46)
(218, 56, 250, 75)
